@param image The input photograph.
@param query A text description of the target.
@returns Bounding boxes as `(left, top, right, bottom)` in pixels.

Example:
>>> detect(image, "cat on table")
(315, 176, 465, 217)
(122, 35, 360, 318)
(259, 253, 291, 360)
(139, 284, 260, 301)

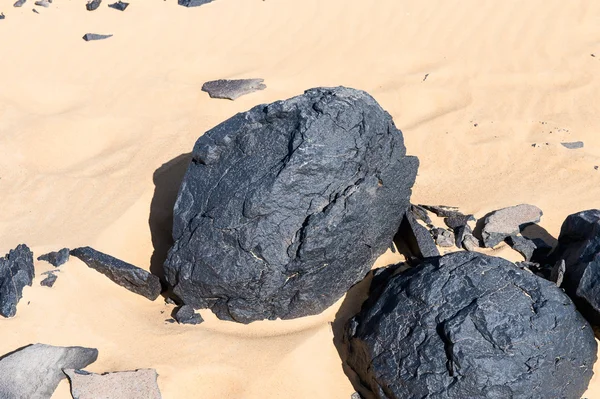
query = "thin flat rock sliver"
(83, 33, 113, 41)
(201, 78, 266, 100)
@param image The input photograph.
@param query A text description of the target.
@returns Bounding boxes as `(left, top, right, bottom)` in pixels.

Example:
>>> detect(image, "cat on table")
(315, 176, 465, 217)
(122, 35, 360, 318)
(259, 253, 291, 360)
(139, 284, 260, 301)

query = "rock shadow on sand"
(149, 153, 191, 284)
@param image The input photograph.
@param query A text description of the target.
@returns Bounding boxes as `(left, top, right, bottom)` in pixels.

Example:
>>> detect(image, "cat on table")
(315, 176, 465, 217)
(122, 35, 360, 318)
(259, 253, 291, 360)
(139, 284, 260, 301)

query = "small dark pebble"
(14, 0, 26, 7)
(422, 74, 429, 82)
(165, 297, 176, 305)
(82, 33, 113, 41)
(40, 273, 58, 288)
(34, 0, 49, 7)
(108, 1, 128, 10)
(165, 318, 176, 323)
(86, 0, 101, 10)
(32, 8, 39, 13)
(595, 166, 598, 170)
(0, 12, 4, 19)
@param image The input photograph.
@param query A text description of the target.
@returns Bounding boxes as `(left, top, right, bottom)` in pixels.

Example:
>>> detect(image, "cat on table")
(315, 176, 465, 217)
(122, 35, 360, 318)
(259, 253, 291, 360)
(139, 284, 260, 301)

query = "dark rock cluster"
(164, 87, 419, 323)
(344, 252, 597, 399)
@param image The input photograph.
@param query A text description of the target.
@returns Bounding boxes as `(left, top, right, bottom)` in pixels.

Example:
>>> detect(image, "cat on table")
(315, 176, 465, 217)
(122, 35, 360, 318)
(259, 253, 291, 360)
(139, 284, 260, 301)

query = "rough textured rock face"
(344, 252, 597, 399)
(394, 212, 439, 260)
(174, 305, 203, 325)
(164, 87, 419, 323)
(64, 369, 162, 399)
(551, 209, 600, 326)
(0, 244, 34, 318)
(481, 204, 542, 248)
(71, 247, 162, 300)
(0, 343, 98, 399)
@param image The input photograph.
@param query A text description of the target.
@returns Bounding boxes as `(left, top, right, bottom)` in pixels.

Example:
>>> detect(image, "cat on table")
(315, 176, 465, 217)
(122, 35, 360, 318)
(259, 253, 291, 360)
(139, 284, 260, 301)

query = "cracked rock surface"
(551, 209, 600, 326)
(164, 87, 419, 323)
(343, 252, 596, 399)
(0, 244, 34, 318)
(0, 343, 98, 399)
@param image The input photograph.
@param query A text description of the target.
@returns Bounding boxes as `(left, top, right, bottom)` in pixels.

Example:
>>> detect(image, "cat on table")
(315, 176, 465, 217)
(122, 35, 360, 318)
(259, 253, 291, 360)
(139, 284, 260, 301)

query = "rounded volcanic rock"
(344, 252, 597, 399)
(164, 87, 419, 323)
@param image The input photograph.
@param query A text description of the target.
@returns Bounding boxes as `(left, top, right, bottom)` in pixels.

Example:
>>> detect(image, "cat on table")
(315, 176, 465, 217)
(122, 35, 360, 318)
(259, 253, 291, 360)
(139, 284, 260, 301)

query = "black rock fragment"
(344, 252, 597, 399)
(431, 227, 454, 248)
(32, 8, 39, 13)
(34, 0, 49, 6)
(0, 12, 4, 19)
(443, 213, 474, 230)
(108, 0, 128, 10)
(82, 33, 113, 41)
(174, 305, 204, 325)
(164, 87, 419, 323)
(561, 141, 584, 149)
(40, 273, 58, 288)
(550, 209, 600, 326)
(178, 0, 214, 7)
(0, 343, 98, 399)
(551, 259, 566, 287)
(506, 235, 551, 262)
(201, 78, 266, 100)
(13, 0, 26, 7)
(418, 204, 461, 218)
(86, 0, 101, 10)
(0, 244, 34, 318)
(395, 212, 439, 259)
(37, 248, 70, 267)
(481, 204, 542, 248)
(71, 247, 161, 300)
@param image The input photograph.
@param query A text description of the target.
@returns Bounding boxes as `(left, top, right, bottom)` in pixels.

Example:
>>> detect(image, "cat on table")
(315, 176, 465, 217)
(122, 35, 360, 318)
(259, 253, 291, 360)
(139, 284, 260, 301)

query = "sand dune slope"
(0, 0, 599, 397)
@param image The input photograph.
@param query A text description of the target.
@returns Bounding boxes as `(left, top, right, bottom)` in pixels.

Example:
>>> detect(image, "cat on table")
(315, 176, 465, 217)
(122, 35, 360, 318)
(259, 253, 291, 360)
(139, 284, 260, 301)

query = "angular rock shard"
(108, 1, 128, 10)
(561, 141, 584, 149)
(174, 305, 203, 325)
(34, 0, 49, 7)
(64, 368, 161, 399)
(164, 87, 419, 323)
(481, 204, 542, 247)
(551, 209, 600, 326)
(71, 247, 161, 300)
(0, 244, 34, 318)
(344, 252, 597, 399)
(86, 0, 101, 10)
(82, 33, 113, 41)
(201, 78, 266, 100)
(394, 212, 439, 259)
(0, 343, 98, 399)
(40, 272, 58, 287)
(13, 0, 26, 7)
(418, 204, 461, 218)
(178, 0, 214, 7)
(410, 205, 432, 226)
(37, 248, 70, 267)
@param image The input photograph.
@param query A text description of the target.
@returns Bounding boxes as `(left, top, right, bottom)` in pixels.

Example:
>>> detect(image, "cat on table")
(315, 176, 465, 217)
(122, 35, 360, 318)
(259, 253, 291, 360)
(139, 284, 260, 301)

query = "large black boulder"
(343, 252, 596, 399)
(0, 244, 34, 318)
(164, 87, 419, 323)
(551, 209, 600, 326)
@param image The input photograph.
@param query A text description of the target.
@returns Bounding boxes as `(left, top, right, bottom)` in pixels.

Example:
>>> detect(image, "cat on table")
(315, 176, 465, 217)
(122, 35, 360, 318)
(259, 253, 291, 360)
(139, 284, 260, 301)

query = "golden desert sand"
(0, 0, 599, 397)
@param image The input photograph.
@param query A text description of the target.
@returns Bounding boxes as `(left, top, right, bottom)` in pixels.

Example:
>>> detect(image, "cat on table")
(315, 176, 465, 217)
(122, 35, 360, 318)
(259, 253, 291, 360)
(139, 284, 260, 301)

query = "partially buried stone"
(40, 273, 58, 288)
(0, 244, 34, 318)
(13, 0, 26, 7)
(64, 369, 162, 399)
(82, 33, 113, 41)
(395, 211, 439, 259)
(108, 0, 128, 10)
(86, 0, 101, 10)
(202, 78, 266, 100)
(550, 209, 600, 326)
(178, 0, 214, 7)
(481, 204, 542, 248)
(174, 305, 203, 325)
(343, 252, 597, 399)
(37, 248, 70, 267)
(164, 87, 419, 323)
(0, 344, 98, 399)
(431, 227, 454, 247)
(506, 235, 551, 262)
(70, 246, 161, 300)
(561, 141, 584, 149)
